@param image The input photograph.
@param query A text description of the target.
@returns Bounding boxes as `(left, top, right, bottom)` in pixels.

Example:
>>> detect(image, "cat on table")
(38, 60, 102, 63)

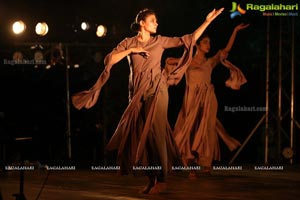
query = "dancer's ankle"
(148, 182, 167, 194)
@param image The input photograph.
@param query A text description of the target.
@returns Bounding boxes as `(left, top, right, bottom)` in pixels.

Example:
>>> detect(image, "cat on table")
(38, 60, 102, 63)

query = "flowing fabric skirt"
(106, 73, 181, 179)
(174, 83, 240, 167)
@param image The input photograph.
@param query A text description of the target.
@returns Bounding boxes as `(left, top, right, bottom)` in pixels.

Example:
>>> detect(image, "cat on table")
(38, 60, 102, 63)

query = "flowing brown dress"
(72, 34, 196, 179)
(172, 50, 247, 167)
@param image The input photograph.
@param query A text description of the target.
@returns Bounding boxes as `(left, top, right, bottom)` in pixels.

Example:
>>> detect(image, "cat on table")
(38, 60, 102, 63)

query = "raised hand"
(234, 23, 250, 32)
(205, 8, 224, 23)
(223, 22, 249, 52)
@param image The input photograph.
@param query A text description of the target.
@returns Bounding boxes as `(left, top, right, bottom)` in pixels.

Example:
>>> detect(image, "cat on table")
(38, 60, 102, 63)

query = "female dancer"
(72, 8, 224, 194)
(167, 23, 248, 177)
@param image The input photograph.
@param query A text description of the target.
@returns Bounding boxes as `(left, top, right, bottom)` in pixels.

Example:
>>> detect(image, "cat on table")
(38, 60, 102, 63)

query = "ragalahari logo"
(230, 2, 246, 19)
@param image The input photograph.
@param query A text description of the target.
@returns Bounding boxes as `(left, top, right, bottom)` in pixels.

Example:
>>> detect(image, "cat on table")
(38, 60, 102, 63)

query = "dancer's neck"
(137, 31, 151, 42)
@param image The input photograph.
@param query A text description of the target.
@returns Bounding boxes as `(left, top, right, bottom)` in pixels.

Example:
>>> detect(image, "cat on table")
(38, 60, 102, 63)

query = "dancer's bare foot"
(138, 183, 154, 194)
(189, 170, 197, 179)
(148, 182, 167, 194)
(200, 166, 211, 175)
(138, 177, 155, 194)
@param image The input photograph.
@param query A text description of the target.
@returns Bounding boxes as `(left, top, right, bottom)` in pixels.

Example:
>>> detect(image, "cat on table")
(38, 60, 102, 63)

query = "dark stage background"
(0, 0, 299, 167)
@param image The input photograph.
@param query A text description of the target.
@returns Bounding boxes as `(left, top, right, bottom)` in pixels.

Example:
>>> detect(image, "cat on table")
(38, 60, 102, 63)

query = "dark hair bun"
(130, 8, 156, 33)
(130, 22, 140, 33)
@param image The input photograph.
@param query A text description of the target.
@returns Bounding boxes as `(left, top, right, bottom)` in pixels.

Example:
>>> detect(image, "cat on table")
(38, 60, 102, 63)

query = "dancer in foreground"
(166, 23, 248, 178)
(72, 8, 224, 194)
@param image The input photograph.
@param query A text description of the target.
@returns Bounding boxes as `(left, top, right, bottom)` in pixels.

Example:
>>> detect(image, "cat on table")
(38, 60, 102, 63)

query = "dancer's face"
(197, 37, 211, 54)
(140, 14, 158, 34)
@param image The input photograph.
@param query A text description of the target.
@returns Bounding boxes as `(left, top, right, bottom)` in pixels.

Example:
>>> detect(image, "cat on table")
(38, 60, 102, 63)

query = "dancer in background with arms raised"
(166, 23, 249, 178)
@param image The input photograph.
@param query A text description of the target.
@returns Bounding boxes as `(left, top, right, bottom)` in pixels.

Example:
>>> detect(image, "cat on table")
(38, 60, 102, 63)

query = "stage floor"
(1, 165, 300, 200)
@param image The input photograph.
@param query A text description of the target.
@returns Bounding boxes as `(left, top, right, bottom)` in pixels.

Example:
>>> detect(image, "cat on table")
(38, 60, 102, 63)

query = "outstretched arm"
(223, 23, 249, 52)
(193, 8, 224, 42)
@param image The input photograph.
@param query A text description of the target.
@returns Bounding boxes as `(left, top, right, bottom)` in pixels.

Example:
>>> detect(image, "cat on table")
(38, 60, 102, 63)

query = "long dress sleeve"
(209, 49, 247, 90)
(72, 69, 110, 110)
(164, 34, 196, 86)
(221, 59, 247, 90)
(71, 38, 129, 110)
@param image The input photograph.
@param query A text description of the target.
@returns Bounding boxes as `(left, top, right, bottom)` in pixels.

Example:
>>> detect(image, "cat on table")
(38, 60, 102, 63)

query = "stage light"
(81, 22, 90, 31)
(45, 64, 51, 69)
(12, 20, 26, 35)
(30, 44, 44, 50)
(34, 51, 44, 62)
(96, 25, 107, 37)
(12, 51, 23, 60)
(282, 147, 293, 159)
(35, 22, 49, 36)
